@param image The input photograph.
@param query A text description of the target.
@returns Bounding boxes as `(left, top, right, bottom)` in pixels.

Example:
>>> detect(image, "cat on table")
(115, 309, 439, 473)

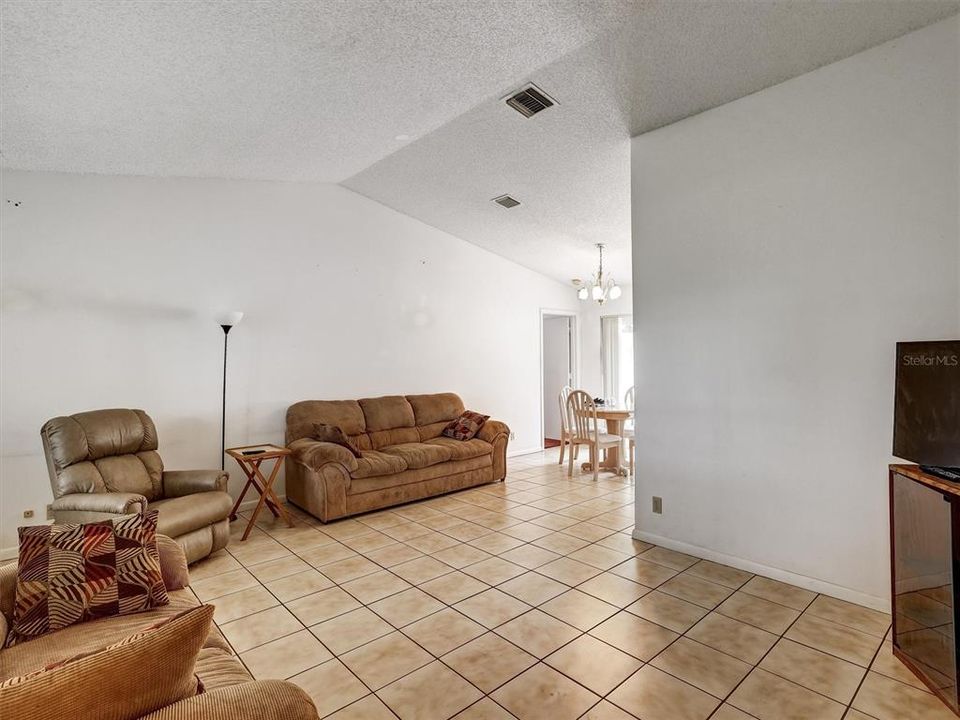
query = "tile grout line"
(189, 452, 904, 720)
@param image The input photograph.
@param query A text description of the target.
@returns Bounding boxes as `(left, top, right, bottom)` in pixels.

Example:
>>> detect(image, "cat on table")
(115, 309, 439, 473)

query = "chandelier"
(574, 243, 622, 305)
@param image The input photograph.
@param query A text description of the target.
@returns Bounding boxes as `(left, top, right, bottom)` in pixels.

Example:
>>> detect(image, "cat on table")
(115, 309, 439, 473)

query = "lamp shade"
(591, 285, 604, 300)
(609, 285, 622, 300)
(217, 311, 244, 328)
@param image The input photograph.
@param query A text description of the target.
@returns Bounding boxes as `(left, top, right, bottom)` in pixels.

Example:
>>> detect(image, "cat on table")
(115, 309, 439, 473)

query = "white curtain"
(601, 315, 620, 403)
(602, 315, 634, 405)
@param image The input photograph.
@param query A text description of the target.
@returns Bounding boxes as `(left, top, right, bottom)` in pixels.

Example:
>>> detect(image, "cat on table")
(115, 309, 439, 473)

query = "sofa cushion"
(286, 400, 365, 444)
(406, 393, 465, 426)
(0, 604, 212, 720)
(423, 437, 494, 461)
(152, 492, 233, 540)
(380, 442, 454, 470)
(350, 450, 408, 479)
(7, 511, 168, 647)
(0, 589, 198, 681)
(359, 396, 415, 432)
(368, 427, 420, 449)
(417, 421, 449, 442)
(349, 455, 492, 496)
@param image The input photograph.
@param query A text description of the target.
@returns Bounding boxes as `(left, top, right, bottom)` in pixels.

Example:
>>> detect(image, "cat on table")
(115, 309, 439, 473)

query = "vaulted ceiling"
(3, 1, 956, 283)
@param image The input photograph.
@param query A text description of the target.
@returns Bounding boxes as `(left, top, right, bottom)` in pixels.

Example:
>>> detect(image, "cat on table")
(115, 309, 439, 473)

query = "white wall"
(542, 315, 571, 440)
(580, 287, 633, 398)
(631, 16, 959, 610)
(0, 170, 578, 553)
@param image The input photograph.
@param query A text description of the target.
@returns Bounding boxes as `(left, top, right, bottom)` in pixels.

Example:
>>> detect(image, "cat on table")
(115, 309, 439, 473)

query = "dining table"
(577, 405, 633, 477)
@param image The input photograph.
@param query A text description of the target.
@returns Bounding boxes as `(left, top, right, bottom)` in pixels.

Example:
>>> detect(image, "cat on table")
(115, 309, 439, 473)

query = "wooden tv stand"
(890, 463, 960, 716)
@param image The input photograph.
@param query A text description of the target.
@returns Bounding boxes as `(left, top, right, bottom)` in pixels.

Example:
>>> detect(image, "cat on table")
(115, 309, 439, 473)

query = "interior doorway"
(541, 310, 577, 450)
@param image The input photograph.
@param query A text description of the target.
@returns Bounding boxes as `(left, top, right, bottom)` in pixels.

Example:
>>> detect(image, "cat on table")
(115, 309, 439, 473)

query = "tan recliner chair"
(41, 409, 232, 564)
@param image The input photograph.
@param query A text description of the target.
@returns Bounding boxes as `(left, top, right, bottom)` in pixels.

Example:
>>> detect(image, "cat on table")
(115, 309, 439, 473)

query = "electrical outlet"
(22, 509, 34, 519)
(652, 496, 663, 514)
(509, 432, 516, 441)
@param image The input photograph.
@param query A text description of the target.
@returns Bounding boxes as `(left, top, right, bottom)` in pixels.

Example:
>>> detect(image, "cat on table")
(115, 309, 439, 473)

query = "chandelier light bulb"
(576, 244, 622, 305)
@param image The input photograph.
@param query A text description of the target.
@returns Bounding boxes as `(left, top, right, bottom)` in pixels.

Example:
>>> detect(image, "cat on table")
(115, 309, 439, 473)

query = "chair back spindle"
(567, 390, 598, 444)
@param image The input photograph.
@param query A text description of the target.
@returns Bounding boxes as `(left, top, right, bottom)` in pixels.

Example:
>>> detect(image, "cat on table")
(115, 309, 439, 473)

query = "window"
(601, 314, 634, 405)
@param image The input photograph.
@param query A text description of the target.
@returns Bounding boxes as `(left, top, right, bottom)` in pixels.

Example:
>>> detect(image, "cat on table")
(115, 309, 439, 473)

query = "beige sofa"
(41, 409, 232, 564)
(0, 536, 318, 720)
(285, 393, 509, 522)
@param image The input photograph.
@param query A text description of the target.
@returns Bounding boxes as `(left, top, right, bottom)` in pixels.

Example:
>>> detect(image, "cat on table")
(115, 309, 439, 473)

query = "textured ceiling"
(3, 1, 957, 283)
(0, 0, 629, 181)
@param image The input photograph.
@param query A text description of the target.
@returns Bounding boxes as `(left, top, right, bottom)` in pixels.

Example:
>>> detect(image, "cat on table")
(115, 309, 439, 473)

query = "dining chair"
(623, 385, 635, 476)
(566, 389, 622, 481)
(557, 385, 577, 466)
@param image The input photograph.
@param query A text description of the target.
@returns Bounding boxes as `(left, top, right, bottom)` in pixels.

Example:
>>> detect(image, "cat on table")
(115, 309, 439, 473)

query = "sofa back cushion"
(286, 400, 366, 444)
(409, 393, 465, 441)
(357, 397, 413, 450)
(41, 409, 163, 500)
(359, 396, 415, 431)
(407, 393, 465, 426)
(286, 393, 467, 449)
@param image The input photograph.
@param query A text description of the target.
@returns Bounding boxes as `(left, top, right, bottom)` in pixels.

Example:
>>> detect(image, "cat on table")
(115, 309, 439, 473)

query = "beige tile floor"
(187, 448, 953, 719)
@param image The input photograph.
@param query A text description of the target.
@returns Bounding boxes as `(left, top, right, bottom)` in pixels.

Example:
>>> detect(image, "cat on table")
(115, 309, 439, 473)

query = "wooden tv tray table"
(227, 444, 294, 541)
(577, 407, 633, 477)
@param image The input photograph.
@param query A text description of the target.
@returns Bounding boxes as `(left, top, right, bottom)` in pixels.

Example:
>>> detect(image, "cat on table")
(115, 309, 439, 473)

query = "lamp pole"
(218, 311, 244, 470)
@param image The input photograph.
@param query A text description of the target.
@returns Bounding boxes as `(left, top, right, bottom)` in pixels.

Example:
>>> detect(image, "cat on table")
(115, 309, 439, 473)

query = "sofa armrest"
(163, 469, 229, 497)
(139, 679, 319, 720)
(51, 492, 147, 516)
(478, 419, 510, 444)
(156, 534, 190, 591)
(288, 438, 359, 473)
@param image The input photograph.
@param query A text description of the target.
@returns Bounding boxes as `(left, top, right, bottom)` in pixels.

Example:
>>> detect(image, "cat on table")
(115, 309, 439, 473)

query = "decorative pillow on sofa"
(6, 510, 168, 647)
(313, 423, 363, 458)
(0, 604, 213, 720)
(442, 411, 490, 441)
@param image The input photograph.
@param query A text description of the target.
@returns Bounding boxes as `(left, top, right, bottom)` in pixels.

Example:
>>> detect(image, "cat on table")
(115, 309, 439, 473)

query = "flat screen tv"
(893, 340, 960, 471)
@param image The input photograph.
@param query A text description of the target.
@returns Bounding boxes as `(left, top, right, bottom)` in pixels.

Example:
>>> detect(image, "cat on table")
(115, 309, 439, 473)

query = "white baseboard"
(632, 527, 889, 613)
(0, 545, 17, 562)
(508, 446, 544, 458)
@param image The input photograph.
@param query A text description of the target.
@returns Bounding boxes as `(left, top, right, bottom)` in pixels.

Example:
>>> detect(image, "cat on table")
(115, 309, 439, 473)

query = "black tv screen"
(893, 340, 960, 467)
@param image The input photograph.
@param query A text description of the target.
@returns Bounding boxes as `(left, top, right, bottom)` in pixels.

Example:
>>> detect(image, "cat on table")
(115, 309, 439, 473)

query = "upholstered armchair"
(41, 409, 232, 564)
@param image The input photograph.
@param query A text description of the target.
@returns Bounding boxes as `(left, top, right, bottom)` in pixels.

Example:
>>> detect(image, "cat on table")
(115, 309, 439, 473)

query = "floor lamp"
(218, 311, 244, 470)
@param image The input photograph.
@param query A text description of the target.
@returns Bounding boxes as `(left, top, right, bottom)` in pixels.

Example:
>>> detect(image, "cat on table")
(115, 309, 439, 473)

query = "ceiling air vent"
(492, 194, 521, 209)
(505, 84, 555, 118)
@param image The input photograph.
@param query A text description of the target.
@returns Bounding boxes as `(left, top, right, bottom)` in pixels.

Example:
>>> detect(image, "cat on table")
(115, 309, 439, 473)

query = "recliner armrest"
(163, 469, 229, 497)
(478, 419, 510, 443)
(51, 492, 147, 516)
(288, 439, 359, 473)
